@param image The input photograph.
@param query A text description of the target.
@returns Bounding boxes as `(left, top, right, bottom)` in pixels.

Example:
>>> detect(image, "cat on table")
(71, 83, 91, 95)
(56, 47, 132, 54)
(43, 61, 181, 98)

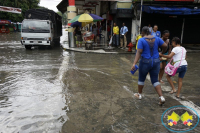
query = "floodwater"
(0, 31, 200, 133)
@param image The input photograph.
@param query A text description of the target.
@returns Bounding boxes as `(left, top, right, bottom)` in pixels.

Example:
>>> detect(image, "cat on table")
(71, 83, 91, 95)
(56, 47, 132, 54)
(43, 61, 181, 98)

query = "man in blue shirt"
(151, 25, 161, 38)
(120, 23, 128, 49)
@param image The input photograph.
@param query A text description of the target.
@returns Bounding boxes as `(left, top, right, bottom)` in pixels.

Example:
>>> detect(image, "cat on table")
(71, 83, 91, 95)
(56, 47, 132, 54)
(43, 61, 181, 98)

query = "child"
(159, 37, 187, 98)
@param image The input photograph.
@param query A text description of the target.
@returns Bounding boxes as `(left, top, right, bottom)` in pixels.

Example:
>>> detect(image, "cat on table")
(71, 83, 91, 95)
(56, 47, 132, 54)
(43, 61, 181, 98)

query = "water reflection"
(0, 35, 69, 132)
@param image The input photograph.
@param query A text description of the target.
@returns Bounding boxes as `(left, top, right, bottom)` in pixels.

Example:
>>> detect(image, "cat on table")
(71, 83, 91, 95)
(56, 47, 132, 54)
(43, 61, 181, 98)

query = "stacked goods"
(83, 32, 94, 43)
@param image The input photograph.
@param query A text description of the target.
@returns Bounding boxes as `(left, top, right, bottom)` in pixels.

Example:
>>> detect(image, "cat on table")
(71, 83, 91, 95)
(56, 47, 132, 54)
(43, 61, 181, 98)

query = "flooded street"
(0, 31, 200, 133)
(0, 32, 68, 132)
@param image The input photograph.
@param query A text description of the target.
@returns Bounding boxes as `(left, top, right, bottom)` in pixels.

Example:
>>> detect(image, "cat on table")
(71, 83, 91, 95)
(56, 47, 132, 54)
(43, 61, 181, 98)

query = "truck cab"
(21, 19, 55, 49)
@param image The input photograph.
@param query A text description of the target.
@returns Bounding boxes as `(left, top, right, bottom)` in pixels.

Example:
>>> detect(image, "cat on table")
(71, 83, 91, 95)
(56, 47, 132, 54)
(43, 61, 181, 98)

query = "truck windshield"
(22, 20, 50, 33)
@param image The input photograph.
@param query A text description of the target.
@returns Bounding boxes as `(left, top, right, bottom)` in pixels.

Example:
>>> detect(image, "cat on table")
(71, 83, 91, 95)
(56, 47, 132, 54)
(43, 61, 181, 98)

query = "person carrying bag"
(165, 47, 183, 76)
(159, 37, 188, 98)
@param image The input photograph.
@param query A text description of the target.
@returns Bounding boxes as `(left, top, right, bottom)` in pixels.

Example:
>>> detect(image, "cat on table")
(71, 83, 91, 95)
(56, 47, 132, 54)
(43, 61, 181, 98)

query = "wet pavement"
(0, 31, 200, 133)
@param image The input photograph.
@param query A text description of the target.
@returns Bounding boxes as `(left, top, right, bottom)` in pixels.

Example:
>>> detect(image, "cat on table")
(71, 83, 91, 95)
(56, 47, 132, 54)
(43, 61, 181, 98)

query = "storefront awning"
(57, 0, 69, 13)
(142, 6, 200, 15)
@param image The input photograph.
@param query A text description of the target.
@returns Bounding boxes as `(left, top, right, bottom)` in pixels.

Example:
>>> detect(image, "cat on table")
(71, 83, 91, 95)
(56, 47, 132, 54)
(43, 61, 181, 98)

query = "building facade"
(57, 0, 200, 45)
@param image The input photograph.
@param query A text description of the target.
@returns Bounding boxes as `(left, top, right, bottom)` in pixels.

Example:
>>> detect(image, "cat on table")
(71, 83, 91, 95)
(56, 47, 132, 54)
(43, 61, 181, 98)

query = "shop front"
(140, 5, 200, 44)
(0, 20, 11, 33)
(109, 1, 134, 45)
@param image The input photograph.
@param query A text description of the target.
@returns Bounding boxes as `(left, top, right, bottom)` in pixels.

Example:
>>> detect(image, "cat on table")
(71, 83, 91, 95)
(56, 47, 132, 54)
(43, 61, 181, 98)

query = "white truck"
(21, 9, 62, 49)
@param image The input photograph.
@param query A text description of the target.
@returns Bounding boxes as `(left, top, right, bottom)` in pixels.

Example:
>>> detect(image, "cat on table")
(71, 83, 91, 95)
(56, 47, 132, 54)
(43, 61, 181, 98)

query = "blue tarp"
(142, 6, 200, 15)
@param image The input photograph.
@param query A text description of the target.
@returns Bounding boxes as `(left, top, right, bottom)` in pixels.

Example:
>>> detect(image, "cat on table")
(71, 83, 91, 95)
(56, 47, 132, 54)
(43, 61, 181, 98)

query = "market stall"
(68, 13, 103, 49)
(0, 20, 11, 33)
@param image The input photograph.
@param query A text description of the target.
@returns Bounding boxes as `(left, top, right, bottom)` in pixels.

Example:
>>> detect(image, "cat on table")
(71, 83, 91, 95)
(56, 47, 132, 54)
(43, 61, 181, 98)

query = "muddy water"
(0, 32, 69, 132)
(0, 31, 200, 133)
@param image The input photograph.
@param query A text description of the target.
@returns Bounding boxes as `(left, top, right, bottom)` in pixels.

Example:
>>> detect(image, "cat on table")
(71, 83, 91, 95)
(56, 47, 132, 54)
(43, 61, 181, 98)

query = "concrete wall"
(96, 2, 101, 16)
(110, 2, 117, 9)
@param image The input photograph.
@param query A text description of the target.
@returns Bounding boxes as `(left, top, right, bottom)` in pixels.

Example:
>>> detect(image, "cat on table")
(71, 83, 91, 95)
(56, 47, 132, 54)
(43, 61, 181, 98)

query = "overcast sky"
(39, 0, 61, 12)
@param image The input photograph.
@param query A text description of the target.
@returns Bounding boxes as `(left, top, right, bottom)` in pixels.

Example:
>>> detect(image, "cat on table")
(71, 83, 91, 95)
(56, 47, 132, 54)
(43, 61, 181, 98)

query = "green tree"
(57, 11, 67, 25)
(0, 0, 41, 22)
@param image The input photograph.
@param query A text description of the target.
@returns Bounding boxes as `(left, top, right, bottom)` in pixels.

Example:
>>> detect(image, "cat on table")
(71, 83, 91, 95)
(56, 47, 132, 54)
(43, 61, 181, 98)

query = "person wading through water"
(131, 26, 167, 105)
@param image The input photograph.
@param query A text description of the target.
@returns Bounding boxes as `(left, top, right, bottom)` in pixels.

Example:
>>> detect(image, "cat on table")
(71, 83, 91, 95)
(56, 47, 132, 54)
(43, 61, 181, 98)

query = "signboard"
(0, 6, 21, 14)
(117, 2, 132, 9)
(0, 20, 11, 24)
(117, 9, 134, 18)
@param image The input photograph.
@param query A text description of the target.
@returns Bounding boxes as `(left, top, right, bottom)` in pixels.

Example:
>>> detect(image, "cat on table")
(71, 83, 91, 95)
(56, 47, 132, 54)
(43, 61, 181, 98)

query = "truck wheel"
(53, 38, 60, 47)
(25, 45, 31, 50)
(47, 42, 54, 49)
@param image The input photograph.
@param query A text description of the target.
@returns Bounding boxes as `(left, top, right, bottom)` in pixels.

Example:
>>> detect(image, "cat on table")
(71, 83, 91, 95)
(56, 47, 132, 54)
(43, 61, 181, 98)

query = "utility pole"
(139, 0, 143, 34)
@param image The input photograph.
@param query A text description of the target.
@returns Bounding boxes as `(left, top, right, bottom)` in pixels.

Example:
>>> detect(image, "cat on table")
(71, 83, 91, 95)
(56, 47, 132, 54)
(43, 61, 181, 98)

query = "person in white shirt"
(159, 37, 187, 98)
(148, 24, 153, 33)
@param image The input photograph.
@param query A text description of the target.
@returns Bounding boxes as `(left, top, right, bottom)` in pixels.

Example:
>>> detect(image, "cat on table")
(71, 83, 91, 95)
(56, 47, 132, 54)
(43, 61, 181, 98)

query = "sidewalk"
(183, 44, 200, 50)
(61, 33, 200, 54)
(61, 43, 136, 54)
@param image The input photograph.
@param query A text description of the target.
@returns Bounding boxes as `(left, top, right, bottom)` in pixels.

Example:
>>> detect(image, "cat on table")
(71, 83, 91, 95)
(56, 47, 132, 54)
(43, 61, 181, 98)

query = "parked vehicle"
(21, 9, 62, 49)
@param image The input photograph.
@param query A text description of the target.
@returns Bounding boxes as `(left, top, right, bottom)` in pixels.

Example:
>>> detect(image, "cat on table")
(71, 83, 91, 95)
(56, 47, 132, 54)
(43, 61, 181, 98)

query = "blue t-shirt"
(137, 37, 164, 59)
(151, 31, 161, 38)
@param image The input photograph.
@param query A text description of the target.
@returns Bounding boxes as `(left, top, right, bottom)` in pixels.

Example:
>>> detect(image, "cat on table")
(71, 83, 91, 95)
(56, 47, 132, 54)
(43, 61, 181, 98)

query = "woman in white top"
(159, 37, 187, 98)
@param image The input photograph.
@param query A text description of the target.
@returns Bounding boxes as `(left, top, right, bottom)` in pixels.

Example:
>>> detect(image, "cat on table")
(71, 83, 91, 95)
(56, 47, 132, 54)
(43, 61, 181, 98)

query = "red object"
(0, 26, 10, 33)
(183, 121, 188, 125)
(68, 0, 75, 6)
(107, 11, 113, 20)
(173, 121, 177, 125)
(107, 26, 110, 32)
(83, 33, 94, 41)
(127, 42, 133, 52)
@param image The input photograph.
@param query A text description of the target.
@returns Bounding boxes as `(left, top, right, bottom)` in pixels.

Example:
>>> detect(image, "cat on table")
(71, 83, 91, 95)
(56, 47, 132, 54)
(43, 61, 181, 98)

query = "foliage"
(57, 11, 67, 25)
(0, 0, 41, 22)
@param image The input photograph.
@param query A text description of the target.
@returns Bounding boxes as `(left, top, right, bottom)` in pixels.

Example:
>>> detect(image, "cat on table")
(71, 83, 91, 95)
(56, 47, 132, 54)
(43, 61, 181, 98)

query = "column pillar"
(67, 0, 77, 47)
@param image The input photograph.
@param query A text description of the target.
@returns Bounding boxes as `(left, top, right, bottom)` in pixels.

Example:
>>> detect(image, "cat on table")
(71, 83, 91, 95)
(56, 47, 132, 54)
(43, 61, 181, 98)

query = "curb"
(61, 45, 199, 54)
(184, 46, 200, 51)
(186, 49, 200, 53)
(62, 46, 136, 54)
